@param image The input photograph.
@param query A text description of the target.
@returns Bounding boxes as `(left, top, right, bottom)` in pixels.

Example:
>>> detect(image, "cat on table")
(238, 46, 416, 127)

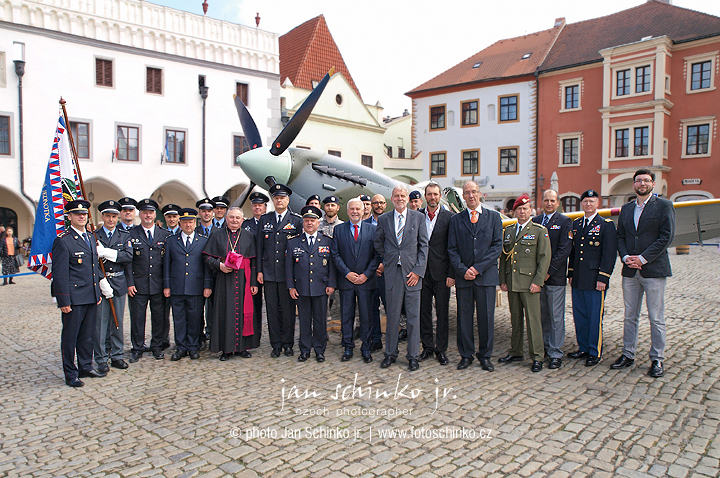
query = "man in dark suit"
(94, 200, 133, 373)
(419, 182, 454, 365)
(287, 206, 337, 363)
(162, 204, 181, 235)
(532, 189, 573, 370)
(257, 184, 303, 357)
(118, 197, 137, 231)
(52, 200, 112, 387)
(366, 194, 387, 351)
(243, 191, 269, 350)
(163, 208, 213, 361)
(447, 180, 503, 372)
(375, 186, 428, 371)
(568, 190, 617, 366)
(127, 198, 171, 362)
(195, 198, 216, 237)
(612, 169, 675, 378)
(332, 197, 379, 363)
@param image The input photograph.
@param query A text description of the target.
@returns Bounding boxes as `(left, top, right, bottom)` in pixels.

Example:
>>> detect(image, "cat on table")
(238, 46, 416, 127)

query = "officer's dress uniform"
(127, 225, 171, 355)
(52, 226, 102, 383)
(568, 214, 617, 359)
(257, 210, 303, 354)
(499, 221, 551, 363)
(94, 226, 132, 368)
(286, 231, 337, 358)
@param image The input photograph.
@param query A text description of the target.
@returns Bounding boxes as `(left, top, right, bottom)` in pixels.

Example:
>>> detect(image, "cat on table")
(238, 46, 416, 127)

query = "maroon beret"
(513, 195, 531, 210)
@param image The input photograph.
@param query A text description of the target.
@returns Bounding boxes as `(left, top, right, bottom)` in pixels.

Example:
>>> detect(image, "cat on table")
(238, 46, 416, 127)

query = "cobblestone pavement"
(1, 245, 720, 478)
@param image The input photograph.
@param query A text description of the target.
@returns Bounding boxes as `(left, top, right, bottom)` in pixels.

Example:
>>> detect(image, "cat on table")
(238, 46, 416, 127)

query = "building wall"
(411, 77, 536, 211)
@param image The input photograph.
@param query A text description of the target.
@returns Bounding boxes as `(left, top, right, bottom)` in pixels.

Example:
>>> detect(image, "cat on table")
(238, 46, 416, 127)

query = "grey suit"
(374, 208, 428, 361)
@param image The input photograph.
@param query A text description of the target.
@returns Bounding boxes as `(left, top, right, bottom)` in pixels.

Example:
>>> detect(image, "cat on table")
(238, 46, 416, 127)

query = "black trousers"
(456, 285, 495, 359)
(129, 293, 165, 352)
(264, 281, 296, 350)
(298, 295, 328, 355)
(171, 295, 204, 352)
(340, 287, 372, 354)
(419, 274, 451, 353)
(61, 303, 97, 380)
(251, 283, 264, 348)
(162, 295, 171, 346)
(369, 274, 385, 345)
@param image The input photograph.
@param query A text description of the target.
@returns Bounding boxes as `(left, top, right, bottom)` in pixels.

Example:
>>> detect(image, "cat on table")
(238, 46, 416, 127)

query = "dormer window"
(473, 62, 482, 69)
(521, 53, 532, 60)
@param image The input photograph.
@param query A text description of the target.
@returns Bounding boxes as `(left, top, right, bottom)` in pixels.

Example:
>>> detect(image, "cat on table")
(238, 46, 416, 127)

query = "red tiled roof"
(406, 25, 563, 96)
(542, 0, 720, 71)
(279, 15, 361, 99)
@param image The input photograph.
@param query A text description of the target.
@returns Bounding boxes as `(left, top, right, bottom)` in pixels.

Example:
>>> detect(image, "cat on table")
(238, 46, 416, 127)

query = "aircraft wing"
(670, 198, 720, 247)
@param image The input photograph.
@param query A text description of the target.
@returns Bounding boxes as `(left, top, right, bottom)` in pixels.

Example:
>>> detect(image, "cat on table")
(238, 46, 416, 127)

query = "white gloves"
(99, 278, 114, 299)
(96, 242, 118, 262)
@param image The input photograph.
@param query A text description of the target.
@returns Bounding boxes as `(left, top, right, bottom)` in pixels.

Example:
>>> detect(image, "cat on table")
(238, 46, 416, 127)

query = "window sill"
(560, 107, 582, 113)
(681, 152, 711, 159)
(609, 155, 652, 161)
(558, 162, 580, 168)
(611, 90, 653, 101)
(686, 86, 716, 95)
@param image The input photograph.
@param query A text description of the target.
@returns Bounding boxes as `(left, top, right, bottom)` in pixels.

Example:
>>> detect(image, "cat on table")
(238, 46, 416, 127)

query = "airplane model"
(232, 69, 720, 247)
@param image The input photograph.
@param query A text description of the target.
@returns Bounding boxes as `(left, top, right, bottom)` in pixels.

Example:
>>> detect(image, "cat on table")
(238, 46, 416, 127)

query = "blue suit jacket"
(286, 232, 337, 296)
(331, 220, 379, 290)
(51, 228, 102, 307)
(163, 233, 213, 295)
(447, 207, 503, 287)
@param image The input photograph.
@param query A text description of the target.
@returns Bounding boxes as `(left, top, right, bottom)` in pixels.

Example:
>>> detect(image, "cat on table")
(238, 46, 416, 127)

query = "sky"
(150, 0, 720, 117)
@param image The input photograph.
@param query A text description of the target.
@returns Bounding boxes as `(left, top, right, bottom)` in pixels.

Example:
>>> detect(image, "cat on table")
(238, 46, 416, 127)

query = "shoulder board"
(319, 231, 331, 239)
(605, 218, 613, 222)
(288, 233, 301, 240)
(58, 231, 68, 238)
(117, 229, 130, 235)
(290, 212, 302, 218)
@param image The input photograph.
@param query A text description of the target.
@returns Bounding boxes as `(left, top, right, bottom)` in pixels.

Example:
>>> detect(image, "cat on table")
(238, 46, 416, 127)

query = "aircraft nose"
(235, 147, 292, 185)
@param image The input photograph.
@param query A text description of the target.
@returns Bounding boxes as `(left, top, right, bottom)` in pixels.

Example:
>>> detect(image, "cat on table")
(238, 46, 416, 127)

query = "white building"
(406, 23, 564, 211)
(0, 0, 280, 238)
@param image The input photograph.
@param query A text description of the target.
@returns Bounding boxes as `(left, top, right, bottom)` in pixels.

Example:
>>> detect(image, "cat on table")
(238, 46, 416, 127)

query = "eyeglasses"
(371, 201, 386, 205)
(634, 178, 654, 184)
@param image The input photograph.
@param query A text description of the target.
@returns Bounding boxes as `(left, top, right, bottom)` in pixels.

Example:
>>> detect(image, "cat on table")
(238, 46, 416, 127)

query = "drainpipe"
(14, 49, 36, 209)
(199, 77, 209, 198)
(533, 67, 540, 208)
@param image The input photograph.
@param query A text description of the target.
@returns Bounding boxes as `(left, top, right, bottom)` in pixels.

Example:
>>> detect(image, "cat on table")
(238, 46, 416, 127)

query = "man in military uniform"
(408, 190, 423, 211)
(52, 200, 113, 387)
(568, 190, 617, 366)
(164, 208, 213, 361)
(127, 198, 171, 362)
(212, 196, 229, 229)
(499, 195, 551, 372)
(286, 206, 337, 362)
(257, 183, 303, 357)
(162, 204, 181, 235)
(319, 196, 343, 238)
(195, 198, 215, 237)
(94, 200, 133, 373)
(306, 194, 322, 210)
(118, 197, 137, 231)
(360, 194, 372, 221)
(243, 191, 269, 350)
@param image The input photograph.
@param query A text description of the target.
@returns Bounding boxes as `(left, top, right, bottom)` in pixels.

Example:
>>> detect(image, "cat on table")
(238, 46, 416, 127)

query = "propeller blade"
(270, 67, 335, 156)
(233, 181, 256, 208)
(234, 95, 263, 150)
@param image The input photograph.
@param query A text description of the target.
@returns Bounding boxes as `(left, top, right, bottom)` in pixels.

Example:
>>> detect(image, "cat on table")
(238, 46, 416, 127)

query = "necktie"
(542, 215, 549, 227)
(584, 218, 589, 229)
(108, 231, 113, 240)
(353, 224, 359, 241)
(471, 210, 478, 224)
(82, 232, 92, 250)
(277, 213, 282, 223)
(185, 236, 189, 248)
(397, 214, 404, 245)
(147, 229, 153, 242)
(204, 226, 209, 235)
(517, 224, 522, 237)
(428, 211, 435, 220)
(308, 236, 314, 248)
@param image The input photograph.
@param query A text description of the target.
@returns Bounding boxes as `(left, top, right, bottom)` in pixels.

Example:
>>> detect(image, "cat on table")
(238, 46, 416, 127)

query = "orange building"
(537, 0, 720, 210)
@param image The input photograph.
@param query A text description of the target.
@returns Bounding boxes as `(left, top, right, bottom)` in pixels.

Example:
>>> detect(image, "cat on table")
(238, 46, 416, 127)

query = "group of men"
(54, 168, 674, 387)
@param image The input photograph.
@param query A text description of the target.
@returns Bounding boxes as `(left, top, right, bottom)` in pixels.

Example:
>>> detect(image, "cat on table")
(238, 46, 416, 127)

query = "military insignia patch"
(318, 246, 330, 254)
(551, 225, 561, 230)
(283, 224, 296, 230)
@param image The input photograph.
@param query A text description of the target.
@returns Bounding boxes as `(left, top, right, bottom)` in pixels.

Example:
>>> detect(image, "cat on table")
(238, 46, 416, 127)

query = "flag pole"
(59, 98, 119, 328)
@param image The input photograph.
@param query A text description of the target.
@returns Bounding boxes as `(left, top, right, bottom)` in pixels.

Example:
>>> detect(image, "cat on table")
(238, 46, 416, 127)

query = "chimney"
(403, 109, 409, 117)
(648, 0, 671, 3)
(554, 17, 565, 27)
(255, 12, 261, 27)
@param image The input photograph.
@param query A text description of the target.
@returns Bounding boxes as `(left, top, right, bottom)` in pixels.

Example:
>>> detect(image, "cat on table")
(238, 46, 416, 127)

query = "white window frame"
(557, 132, 582, 167)
(680, 116, 716, 159)
(609, 119, 653, 160)
(685, 51, 718, 94)
(559, 77, 583, 113)
(610, 59, 654, 100)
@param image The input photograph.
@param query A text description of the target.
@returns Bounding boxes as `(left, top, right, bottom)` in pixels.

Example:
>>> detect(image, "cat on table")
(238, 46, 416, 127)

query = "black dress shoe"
(585, 355, 600, 366)
(370, 342, 383, 352)
(129, 351, 142, 363)
(567, 350, 588, 359)
(380, 356, 395, 368)
(141, 345, 151, 353)
(648, 360, 664, 378)
(298, 352, 309, 362)
(189, 351, 200, 360)
(270, 349, 281, 358)
(479, 358, 495, 372)
(531, 361, 543, 372)
(498, 355, 523, 363)
(97, 362, 110, 374)
(363, 354, 372, 363)
(398, 328, 408, 341)
(420, 349, 433, 361)
(171, 350, 186, 361)
(436, 352, 449, 365)
(66, 377, 84, 388)
(111, 359, 128, 369)
(548, 358, 562, 369)
(79, 369, 106, 378)
(238, 350, 252, 358)
(153, 351, 164, 360)
(284, 347, 294, 357)
(219, 353, 231, 361)
(610, 354, 635, 369)
(408, 359, 419, 371)
(341, 350, 353, 362)
(457, 357, 473, 370)
(316, 353, 325, 363)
